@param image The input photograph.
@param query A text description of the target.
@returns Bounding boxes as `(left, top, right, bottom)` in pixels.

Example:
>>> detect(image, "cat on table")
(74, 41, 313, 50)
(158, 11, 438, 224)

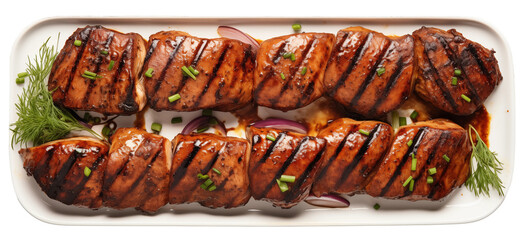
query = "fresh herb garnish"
(465, 125, 505, 197)
(10, 37, 101, 148)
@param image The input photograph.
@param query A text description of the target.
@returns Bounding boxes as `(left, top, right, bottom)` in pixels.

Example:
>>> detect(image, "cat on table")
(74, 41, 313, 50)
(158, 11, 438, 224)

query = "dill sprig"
(10, 36, 101, 148)
(465, 125, 505, 197)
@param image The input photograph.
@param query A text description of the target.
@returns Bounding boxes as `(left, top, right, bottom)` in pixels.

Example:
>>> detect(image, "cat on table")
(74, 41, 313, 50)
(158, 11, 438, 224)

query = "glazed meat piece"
(412, 27, 502, 115)
(18, 137, 109, 208)
(247, 126, 326, 208)
(169, 133, 251, 208)
(142, 31, 255, 112)
(323, 26, 415, 118)
(311, 118, 393, 196)
(364, 119, 471, 201)
(103, 128, 172, 212)
(253, 32, 335, 110)
(49, 25, 147, 115)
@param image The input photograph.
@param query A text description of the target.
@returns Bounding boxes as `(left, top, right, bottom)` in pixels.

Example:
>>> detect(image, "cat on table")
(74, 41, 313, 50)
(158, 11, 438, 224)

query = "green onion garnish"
(292, 23, 302, 32)
(290, 53, 296, 61)
(16, 77, 25, 84)
(451, 77, 458, 86)
(181, 66, 197, 80)
(399, 117, 407, 126)
(17, 72, 29, 78)
(454, 69, 462, 76)
(443, 154, 450, 162)
(427, 176, 434, 184)
(279, 175, 295, 183)
(411, 153, 417, 171)
(409, 178, 415, 191)
(403, 176, 413, 187)
(410, 110, 418, 120)
(461, 94, 471, 102)
(373, 203, 380, 210)
(81, 74, 96, 80)
(202, 109, 212, 116)
(276, 179, 289, 192)
(301, 67, 307, 75)
(359, 129, 370, 136)
(428, 167, 437, 175)
(203, 179, 213, 188)
(207, 184, 217, 191)
(283, 52, 292, 59)
(266, 134, 276, 141)
(171, 117, 182, 124)
(74, 40, 82, 46)
(100, 50, 108, 55)
(108, 60, 115, 70)
(168, 93, 181, 103)
(212, 168, 221, 175)
(144, 68, 154, 78)
(188, 66, 199, 76)
(102, 126, 112, 137)
(196, 126, 209, 133)
(376, 67, 386, 76)
(407, 139, 413, 147)
(84, 70, 97, 77)
(280, 72, 286, 80)
(84, 166, 91, 177)
(197, 173, 209, 180)
(151, 122, 162, 133)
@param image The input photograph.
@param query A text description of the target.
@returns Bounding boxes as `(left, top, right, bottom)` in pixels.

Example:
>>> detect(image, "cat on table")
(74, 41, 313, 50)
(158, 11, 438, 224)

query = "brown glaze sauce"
(133, 105, 149, 130)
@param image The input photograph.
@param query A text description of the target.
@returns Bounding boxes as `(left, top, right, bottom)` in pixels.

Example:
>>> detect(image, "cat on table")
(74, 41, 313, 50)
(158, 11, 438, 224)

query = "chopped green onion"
(151, 122, 162, 133)
(276, 179, 289, 192)
(202, 109, 212, 116)
(82, 74, 96, 80)
(407, 139, 413, 147)
(209, 118, 218, 125)
(409, 178, 415, 191)
(207, 184, 217, 191)
(196, 126, 209, 133)
(427, 176, 434, 184)
(411, 153, 417, 171)
(16, 77, 25, 84)
(181, 66, 197, 80)
(171, 117, 182, 124)
(403, 176, 413, 187)
(428, 167, 437, 175)
(359, 129, 370, 136)
(443, 154, 450, 162)
(266, 134, 276, 141)
(92, 117, 101, 124)
(280, 72, 286, 80)
(451, 77, 458, 86)
(144, 68, 154, 78)
(188, 66, 199, 76)
(168, 93, 181, 103)
(454, 69, 462, 76)
(279, 175, 295, 183)
(212, 168, 221, 175)
(203, 179, 214, 188)
(461, 94, 471, 102)
(292, 23, 302, 32)
(108, 60, 115, 70)
(373, 203, 380, 210)
(391, 111, 400, 130)
(102, 126, 112, 137)
(84, 166, 91, 177)
(74, 40, 82, 46)
(376, 67, 386, 76)
(282, 52, 292, 59)
(197, 173, 209, 180)
(410, 110, 418, 120)
(17, 72, 29, 78)
(290, 53, 296, 61)
(301, 67, 307, 75)
(84, 70, 97, 77)
(100, 50, 108, 55)
(399, 117, 407, 126)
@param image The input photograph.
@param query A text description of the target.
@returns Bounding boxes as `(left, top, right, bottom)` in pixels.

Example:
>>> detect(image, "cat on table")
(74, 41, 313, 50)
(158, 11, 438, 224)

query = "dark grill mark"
(260, 137, 310, 197)
(428, 134, 465, 199)
(83, 32, 115, 105)
(369, 57, 405, 115)
(47, 150, 80, 199)
(314, 125, 357, 182)
(192, 44, 231, 107)
(202, 147, 222, 174)
(152, 37, 187, 96)
(284, 143, 326, 202)
(170, 140, 202, 189)
(62, 27, 95, 101)
(334, 31, 350, 53)
(423, 42, 459, 112)
(191, 39, 209, 67)
(379, 127, 428, 196)
(106, 38, 131, 111)
(330, 33, 372, 96)
(349, 40, 393, 107)
(272, 40, 290, 64)
(252, 132, 286, 171)
(103, 136, 148, 191)
(334, 125, 381, 189)
(142, 39, 159, 68)
(62, 154, 105, 205)
(253, 41, 289, 99)
(32, 148, 56, 192)
(466, 43, 495, 87)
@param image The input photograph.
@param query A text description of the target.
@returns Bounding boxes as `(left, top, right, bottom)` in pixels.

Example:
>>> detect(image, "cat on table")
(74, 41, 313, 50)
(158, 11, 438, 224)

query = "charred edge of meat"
(170, 140, 201, 190)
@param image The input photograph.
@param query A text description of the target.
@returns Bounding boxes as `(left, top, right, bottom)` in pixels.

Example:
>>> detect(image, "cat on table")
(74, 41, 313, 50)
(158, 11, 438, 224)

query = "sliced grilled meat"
(169, 133, 251, 208)
(323, 26, 415, 118)
(364, 119, 471, 201)
(253, 32, 335, 110)
(412, 26, 502, 115)
(311, 118, 393, 196)
(103, 128, 172, 212)
(247, 126, 326, 208)
(143, 31, 255, 112)
(49, 25, 147, 115)
(19, 137, 109, 208)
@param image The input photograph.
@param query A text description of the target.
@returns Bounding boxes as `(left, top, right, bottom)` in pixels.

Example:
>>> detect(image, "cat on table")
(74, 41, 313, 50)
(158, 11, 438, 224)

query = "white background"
(0, 0, 521, 239)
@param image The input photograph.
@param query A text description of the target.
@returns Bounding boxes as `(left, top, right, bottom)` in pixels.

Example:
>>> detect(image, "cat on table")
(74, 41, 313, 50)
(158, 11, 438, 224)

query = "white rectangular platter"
(9, 17, 515, 226)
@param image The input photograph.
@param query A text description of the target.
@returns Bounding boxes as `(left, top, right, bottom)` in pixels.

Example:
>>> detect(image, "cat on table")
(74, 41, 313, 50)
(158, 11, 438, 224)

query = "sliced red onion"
(304, 194, 350, 208)
(181, 116, 227, 136)
(217, 26, 260, 51)
(251, 118, 307, 134)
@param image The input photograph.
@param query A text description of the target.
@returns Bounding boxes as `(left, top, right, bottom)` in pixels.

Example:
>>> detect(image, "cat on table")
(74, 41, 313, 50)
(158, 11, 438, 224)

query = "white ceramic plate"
(9, 17, 515, 226)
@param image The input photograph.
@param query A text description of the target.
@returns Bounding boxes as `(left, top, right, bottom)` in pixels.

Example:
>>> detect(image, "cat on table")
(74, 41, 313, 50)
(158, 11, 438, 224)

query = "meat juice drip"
(134, 105, 149, 130)
(296, 98, 349, 136)
(229, 104, 261, 134)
